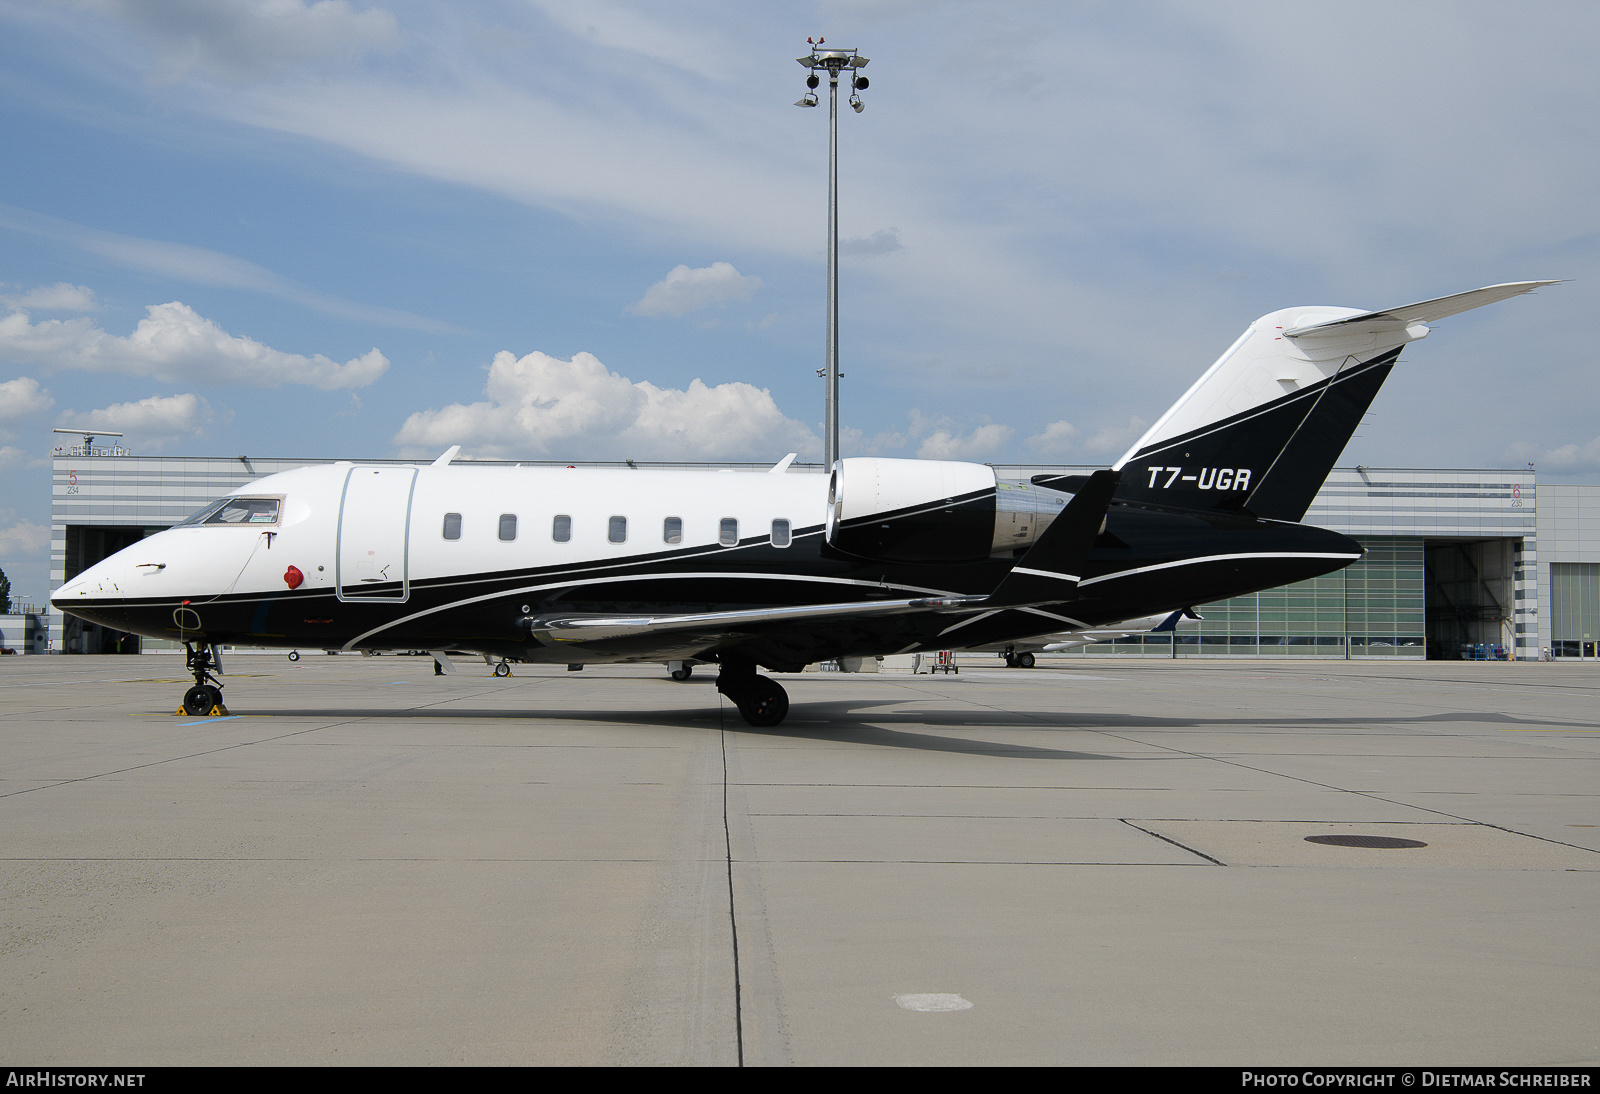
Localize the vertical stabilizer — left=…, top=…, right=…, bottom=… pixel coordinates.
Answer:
left=1106, top=282, right=1554, bottom=522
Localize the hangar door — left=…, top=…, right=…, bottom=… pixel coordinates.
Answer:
left=337, top=466, right=417, bottom=603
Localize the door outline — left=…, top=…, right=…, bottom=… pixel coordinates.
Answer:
left=335, top=466, right=417, bottom=604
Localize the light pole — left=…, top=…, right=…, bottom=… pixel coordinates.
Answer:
left=795, top=39, right=869, bottom=468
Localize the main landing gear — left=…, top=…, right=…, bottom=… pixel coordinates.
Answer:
left=667, top=660, right=694, bottom=681
left=1003, top=650, right=1036, bottom=669
left=715, top=657, right=788, bottom=727
left=179, top=643, right=227, bottom=717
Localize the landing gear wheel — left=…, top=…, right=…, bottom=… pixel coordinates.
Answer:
left=179, top=643, right=226, bottom=716
left=287, top=650, right=300, bottom=662
left=1017, top=651, right=1036, bottom=669
left=670, top=665, right=693, bottom=681
left=183, top=685, right=220, bottom=716
left=493, top=661, right=511, bottom=677
left=1003, top=652, right=1018, bottom=667
left=734, top=677, right=788, bottom=727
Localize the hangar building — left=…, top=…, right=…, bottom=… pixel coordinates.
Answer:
left=39, top=442, right=1600, bottom=661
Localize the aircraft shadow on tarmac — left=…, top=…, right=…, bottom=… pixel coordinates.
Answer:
left=235, top=699, right=1115, bottom=759
left=199, top=698, right=1598, bottom=760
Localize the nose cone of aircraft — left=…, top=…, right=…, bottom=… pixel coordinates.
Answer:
left=52, top=530, right=201, bottom=639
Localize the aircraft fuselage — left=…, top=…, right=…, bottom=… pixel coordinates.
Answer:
left=55, top=460, right=1359, bottom=668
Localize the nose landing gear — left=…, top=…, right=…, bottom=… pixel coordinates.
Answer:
left=178, top=643, right=227, bottom=716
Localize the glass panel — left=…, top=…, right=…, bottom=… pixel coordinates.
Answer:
left=179, top=497, right=280, bottom=526
left=498, top=514, right=517, bottom=541
left=442, top=513, right=461, bottom=540
left=609, top=516, right=627, bottom=544
left=663, top=517, right=682, bottom=544
left=552, top=515, right=571, bottom=542
left=719, top=518, right=738, bottom=546
left=771, top=519, right=790, bottom=547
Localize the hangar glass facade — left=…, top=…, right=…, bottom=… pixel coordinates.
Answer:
left=1081, top=537, right=1425, bottom=658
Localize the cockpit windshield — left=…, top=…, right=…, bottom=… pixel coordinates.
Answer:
left=176, top=496, right=282, bottom=527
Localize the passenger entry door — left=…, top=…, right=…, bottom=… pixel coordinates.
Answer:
left=337, top=466, right=417, bottom=603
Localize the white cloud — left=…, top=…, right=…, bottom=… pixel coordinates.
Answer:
left=57, top=392, right=219, bottom=452
left=0, top=206, right=457, bottom=333
left=0, top=302, right=388, bottom=390
left=527, top=0, right=728, bottom=79
left=0, top=446, right=49, bottom=472
left=89, top=0, right=398, bottom=83
left=840, top=228, right=904, bottom=258
left=393, top=348, right=817, bottom=461
left=0, top=519, right=50, bottom=558
left=1024, top=420, right=1083, bottom=457
left=0, top=377, right=54, bottom=420
left=916, top=423, right=1014, bottom=461
left=1, top=283, right=97, bottom=312
left=1504, top=437, right=1600, bottom=474
left=1085, top=416, right=1149, bottom=458
left=631, top=262, right=761, bottom=318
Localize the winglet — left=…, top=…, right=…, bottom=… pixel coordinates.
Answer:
left=431, top=445, right=461, bottom=468
left=769, top=452, right=798, bottom=474
left=986, top=469, right=1120, bottom=608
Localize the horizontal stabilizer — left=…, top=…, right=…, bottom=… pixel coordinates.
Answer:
left=986, top=469, right=1120, bottom=608
left=1283, top=281, right=1560, bottom=338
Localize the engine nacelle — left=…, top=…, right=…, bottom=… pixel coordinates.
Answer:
left=825, top=458, right=1069, bottom=563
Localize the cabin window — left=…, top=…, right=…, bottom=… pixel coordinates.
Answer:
left=719, top=518, right=739, bottom=547
left=609, top=516, right=627, bottom=544
left=442, top=513, right=461, bottom=540
left=552, top=515, right=571, bottom=542
left=771, top=519, right=791, bottom=548
left=663, top=517, right=682, bottom=544
left=499, top=514, right=517, bottom=541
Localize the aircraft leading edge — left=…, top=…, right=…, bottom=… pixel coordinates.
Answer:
left=55, top=282, right=1555, bottom=725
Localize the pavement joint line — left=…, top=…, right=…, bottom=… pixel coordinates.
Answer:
left=0, top=719, right=368, bottom=799
left=718, top=699, right=746, bottom=1068
left=1089, top=728, right=1600, bottom=853
left=1121, top=819, right=1227, bottom=865
left=941, top=685, right=1541, bottom=835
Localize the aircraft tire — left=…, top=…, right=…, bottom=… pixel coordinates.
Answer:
left=287, top=650, right=300, bottom=662
left=1017, top=652, right=1036, bottom=669
left=493, top=661, right=511, bottom=677
left=1003, top=652, right=1018, bottom=667
left=670, top=666, right=693, bottom=681
left=183, top=685, right=218, bottom=716
left=736, top=678, right=788, bottom=727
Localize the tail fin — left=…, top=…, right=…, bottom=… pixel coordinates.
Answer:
left=1104, top=281, right=1556, bottom=521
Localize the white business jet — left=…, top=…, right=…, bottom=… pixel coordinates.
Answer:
left=54, top=282, right=1553, bottom=725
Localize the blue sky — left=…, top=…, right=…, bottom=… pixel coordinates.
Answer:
left=2, top=0, right=1598, bottom=601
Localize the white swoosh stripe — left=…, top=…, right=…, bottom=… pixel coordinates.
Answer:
left=1011, top=567, right=1080, bottom=583
left=1078, top=552, right=1360, bottom=588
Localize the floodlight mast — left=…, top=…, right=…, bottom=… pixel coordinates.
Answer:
left=796, top=40, right=869, bottom=468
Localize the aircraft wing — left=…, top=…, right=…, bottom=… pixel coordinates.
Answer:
left=532, top=594, right=986, bottom=643
left=531, top=469, right=1121, bottom=650
left=1283, top=281, right=1558, bottom=338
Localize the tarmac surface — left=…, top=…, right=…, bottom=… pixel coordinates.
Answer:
left=1, top=653, right=1597, bottom=1066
